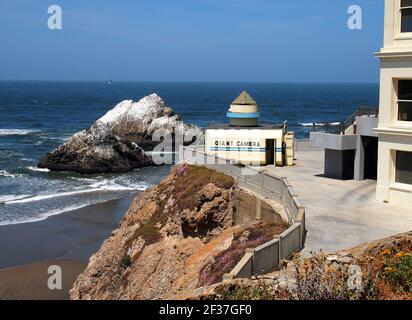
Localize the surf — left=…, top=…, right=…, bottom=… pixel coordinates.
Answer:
left=0, top=129, right=40, bottom=136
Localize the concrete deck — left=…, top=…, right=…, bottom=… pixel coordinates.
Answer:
left=261, top=140, right=412, bottom=254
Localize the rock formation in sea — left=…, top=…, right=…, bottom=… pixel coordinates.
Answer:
left=70, top=164, right=287, bottom=300
left=38, top=94, right=201, bottom=174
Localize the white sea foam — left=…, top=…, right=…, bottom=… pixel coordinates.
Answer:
left=0, top=129, right=40, bottom=136
left=0, top=170, right=14, bottom=178
left=68, top=176, right=97, bottom=183
left=299, top=123, right=325, bottom=127
left=89, top=179, right=148, bottom=192
left=0, top=194, right=31, bottom=204
left=0, top=170, right=22, bottom=178
left=0, top=203, right=91, bottom=226
left=26, top=166, right=50, bottom=172
left=0, top=181, right=149, bottom=225
left=300, top=122, right=342, bottom=127
left=4, top=180, right=149, bottom=205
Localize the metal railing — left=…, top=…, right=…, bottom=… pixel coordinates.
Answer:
left=339, top=107, right=379, bottom=135
left=307, top=107, right=379, bottom=135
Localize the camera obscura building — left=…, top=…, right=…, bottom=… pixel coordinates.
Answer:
left=205, top=91, right=294, bottom=166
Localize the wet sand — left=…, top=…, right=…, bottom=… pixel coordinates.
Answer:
left=0, top=259, right=87, bottom=300
left=0, top=195, right=135, bottom=299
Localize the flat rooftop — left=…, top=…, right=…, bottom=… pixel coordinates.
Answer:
left=208, top=123, right=285, bottom=130
left=260, top=140, right=412, bottom=254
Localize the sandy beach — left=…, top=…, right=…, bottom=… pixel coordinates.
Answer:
left=0, top=194, right=135, bottom=300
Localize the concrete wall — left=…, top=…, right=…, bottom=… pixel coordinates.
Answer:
left=253, top=239, right=280, bottom=275
left=324, top=149, right=355, bottom=180
left=310, top=129, right=378, bottom=181
left=310, top=132, right=357, bottom=150
left=234, top=189, right=284, bottom=225
left=224, top=214, right=305, bottom=279
left=356, top=116, right=379, bottom=137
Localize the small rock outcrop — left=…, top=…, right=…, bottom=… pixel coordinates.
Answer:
left=38, top=124, right=152, bottom=174
left=38, top=94, right=201, bottom=174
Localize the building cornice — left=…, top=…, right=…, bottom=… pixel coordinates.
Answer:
left=374, top=126, right=412, bottom=136
left=374, top=50, right=412, bottom=59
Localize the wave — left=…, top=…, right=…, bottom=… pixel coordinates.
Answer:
left=0, top=170, right=23, bottom=178
left=0, top=194, right=31, bottom=204
left=26, top=166, right=50, bottom=172
left=0, top=203, right=91, bottom=226
left=0, top=180, right=150, bottom=225
left=4, top=180, right=149, bottom=205
left=0, top=129, right=40, bottom=136
left=300, top=122, right=342, bottom=127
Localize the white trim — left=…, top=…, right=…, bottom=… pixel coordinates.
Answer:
left=374, top=127, right=412, bottom=135
left=374, top=51, right=412, bottom=58
left=397, top=0, right=412, bottom=35
left=391, top=182, right=412, bottom=192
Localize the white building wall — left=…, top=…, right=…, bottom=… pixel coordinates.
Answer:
left=375, top=0, right=412, bottom=206
left=382, top=0, right=412, bottom=51
left=205, top=129, right=284, bottom=166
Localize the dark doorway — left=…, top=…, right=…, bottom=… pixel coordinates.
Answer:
left=324, top=149, right=355, bottom=180
left=265, top=139, right=275, bottom=165
left=363, top=137, right=378, bottom=180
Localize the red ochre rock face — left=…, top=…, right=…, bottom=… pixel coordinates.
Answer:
left=69, top=164, right=287, bottom=300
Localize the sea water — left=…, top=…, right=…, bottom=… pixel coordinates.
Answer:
left=0, top=81, right=379, bottom=225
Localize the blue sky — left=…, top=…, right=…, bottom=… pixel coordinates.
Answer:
left=0, top=0, right=383, bottom=82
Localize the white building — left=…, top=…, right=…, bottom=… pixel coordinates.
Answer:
left=205, top=91, right=294, bottom=166
left=375, top=0, right=412, bottom=205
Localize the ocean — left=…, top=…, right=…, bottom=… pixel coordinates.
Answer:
left=0, top=81, right=379, bottom=225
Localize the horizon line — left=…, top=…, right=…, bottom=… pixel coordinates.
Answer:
left=0, top=79, right=380, bottom=85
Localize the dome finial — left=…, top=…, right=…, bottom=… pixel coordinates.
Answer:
left=227, top=91, right=260, bottom=126
left=231, top=90, right=257, bottom=105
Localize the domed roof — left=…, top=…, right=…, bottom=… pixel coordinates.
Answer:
left=231, top=91, right=257, bottom=105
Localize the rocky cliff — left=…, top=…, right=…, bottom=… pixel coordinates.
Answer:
left=70, top=165, right=287, bottom=300
left=38, top=94, right=201, bottom=174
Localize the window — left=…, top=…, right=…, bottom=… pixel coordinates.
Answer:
left=401, top=0, right=412, bottom=32
left=395, top=151, right=412, bottom=185
left=397, top=80, right=412, bottom=121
